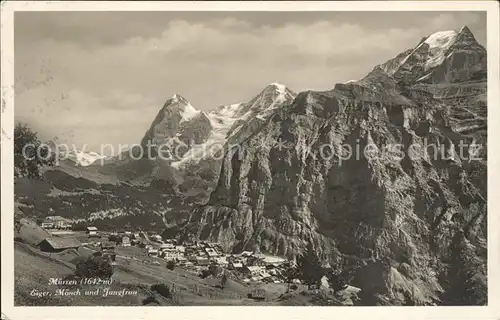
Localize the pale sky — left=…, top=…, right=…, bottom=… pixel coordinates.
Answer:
left=14, top=11, right=486, bottom=153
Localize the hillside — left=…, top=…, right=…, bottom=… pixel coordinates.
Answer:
left=14, top=168, right=193, bottom=231
left=14, top=239, right=350, bottom=306
left=182, top=26, right=488, bottom=306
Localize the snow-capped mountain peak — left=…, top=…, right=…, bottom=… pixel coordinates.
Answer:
left=269, top=82, right=287, bottom=92
left=167, top=93, right=189, bottom=105
left=168, top=84, right=297, bottom=169
left=423, top=30, right=458, bottom=48
left=52, top=146, right=108, bottom=166
left=163, top=93, right=201, bottom=124
left=72, top=150, right=108, bottom=166
left=178, top=103, right=201, bottom=124
left=259, top=83, right=296, bottom=105
left=374, top=26, right=484, bottom=84
left=209, top=83, right=296, bottom=122
left=263, top=82, right=291, bottom=94
left=420, top=30, right=458, bottom=70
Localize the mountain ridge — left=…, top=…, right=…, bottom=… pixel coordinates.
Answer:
left=91, top=83, right=297, bottom=200
left=375, top=25, right=486, bottom=85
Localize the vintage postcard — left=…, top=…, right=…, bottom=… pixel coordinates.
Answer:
left=1, top=1, right=499, bottom=319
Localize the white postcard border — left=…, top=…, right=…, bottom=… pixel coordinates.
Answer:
left=1, top=1, right=499, bottom=320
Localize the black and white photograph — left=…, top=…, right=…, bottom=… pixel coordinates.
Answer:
left=1, top=1, right=499, bottom=318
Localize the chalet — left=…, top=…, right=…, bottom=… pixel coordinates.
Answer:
left=41, top=216, right=72, bottom=230
left=242, top=265, right=265, bottom=276
left=148, top=248, right=159, bottom=257
left=205, top=248, right=219, bottom=258
left=53, top=219, right=68, bottom=229
left=162, top=249, right=179, bottom=261
left=257, top=254, right=286, bottom=267
left=160, top=243, right=175, bottom=250
left=230, top=262, right=243, bottom=269
left=195, top=250, right=208, bottom=257
left=38, top=237, right=81, bottom=253
left=199, top=241, right=208, bottom=248
left=251, top=276, right=263, bottom=282
left=45, top=215, right=67, bottom=223
left=195, top=257, right=210, bottom=266
left=207, top=253, right=219, bottom=260
left=176, top=256, right=188, bottom=265
left=88, top=241, right=100, bottom=247
left=230, top=254, right=248, bottom=264
left=215, top=256, right=228, bottom=266
left=213, top=244, right=223, bottom=252
left=151, top=235, right=162, bottom=242
left=121, top=236, right=131, bottom=247
left=240, top=251, right=254, bottom=257
left=100, top=241, right=116, bottom=252
left=268, top=268, right=279, bottom=276
left=86, top=226, right=99, bottom=237
left=183, top=260, right=194, bottom=268
left=239, top=257, right=249, bottom=265
left=41, top=220, right=54, bottom=229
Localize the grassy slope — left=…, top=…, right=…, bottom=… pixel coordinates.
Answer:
left=14, top=242, right=155, bottom=306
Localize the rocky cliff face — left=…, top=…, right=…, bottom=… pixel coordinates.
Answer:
left=140, top=93, right=213, bottom=157
left=184, top=26, right=487, bottom=305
